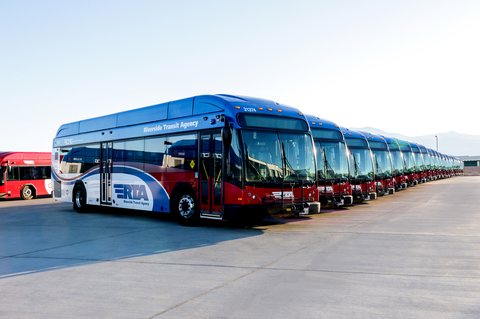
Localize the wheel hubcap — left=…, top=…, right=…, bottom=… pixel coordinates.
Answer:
left=178, top=195, right=195, bottom=219
left=76, top=191, right=83, bottom=207
left=24, top=188, right=32, bottom=197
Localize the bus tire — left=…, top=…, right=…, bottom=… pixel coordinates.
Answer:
left=73, top=185, right=87, bottom=213
left=21, top=185, right=34, bottom=200
left=173, top=191, right=198, bottom=226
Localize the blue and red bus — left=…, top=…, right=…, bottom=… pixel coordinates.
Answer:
left=429, top=148, right=441, bottom=180
left=410, top=143, right=426, bottom=184
left=396, top=139, right=418, bottom=187
left=360, top=132, right=395, bottom=196
left=52, top=94, right=319, bottom=224
left=341, top=128, right=376, bottom=202
left=433, top=150, right=446, bottom=179
left=306, top=115, right=352, bottom=207
left=417, top=144, right=433, bottom=182
left=382, top=136, right=408, bottom=190
left=0, top=152, right=52, bottom=200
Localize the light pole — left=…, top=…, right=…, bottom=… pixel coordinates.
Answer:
left=435, top=135, right=438, bottom=151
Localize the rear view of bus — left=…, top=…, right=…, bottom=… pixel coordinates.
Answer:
left=52, top=94, right=319, bottom=225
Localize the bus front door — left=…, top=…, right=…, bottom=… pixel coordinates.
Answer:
left=200, top=131, right=223, bottom=219
left=100, top=142, right=113, bottom=205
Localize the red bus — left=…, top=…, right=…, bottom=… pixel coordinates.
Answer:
left=0, top=152, right=52, bottom=200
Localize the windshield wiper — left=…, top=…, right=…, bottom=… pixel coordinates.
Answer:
left=282, top=142, right=301, bottom=182
left=375, top=157, right=384, bottom=176
left=324, top=152, right=337, bottom=180
left=352, top=155, right=361, bottom=178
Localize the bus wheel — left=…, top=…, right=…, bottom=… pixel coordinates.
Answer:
left=21, top=185, right=34, bottom=200
left=73, top=185, right=87, bottom=213
left=174, top=192, right=198, bottom=226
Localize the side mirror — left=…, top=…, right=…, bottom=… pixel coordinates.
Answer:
left=221, top=117, right=233, bottom=149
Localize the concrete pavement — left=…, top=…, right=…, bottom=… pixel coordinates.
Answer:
left=1, top=177, right=479, bottom=318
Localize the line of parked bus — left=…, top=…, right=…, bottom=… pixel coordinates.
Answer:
left=306, top=115, right=463, bottom=209
left=1, top=95, right=463, bottom=225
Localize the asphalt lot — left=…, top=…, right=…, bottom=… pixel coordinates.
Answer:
left=1, top=176, right=480, bottom=318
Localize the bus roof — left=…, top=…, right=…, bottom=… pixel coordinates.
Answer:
left=395, top=139, right=415, bottom=153
left=358, top=131, right=389, bottom=149
left=382, top=136, right=398, bottom=143
left=340, top=127, right=368, bottom=140
left=417, top=144, right=429, bottom=154
left=0, top=152, right=51, bottom=165
left=55, top=94, right=305, bottom=138
left=304, top=115, right=341, bottom=131
left=340, top=127, right=371, bottom=149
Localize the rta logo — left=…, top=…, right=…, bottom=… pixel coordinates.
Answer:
left=114, top=184, right=148, bottom=200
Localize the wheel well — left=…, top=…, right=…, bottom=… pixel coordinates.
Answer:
left=170, top=183, right=195, bottom=211
left=72, top=182, right=86, bottom=203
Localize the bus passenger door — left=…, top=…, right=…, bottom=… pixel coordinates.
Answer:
left=100, top=142, right=113, bottom=205
left=200, top=131, right=223, bottom=219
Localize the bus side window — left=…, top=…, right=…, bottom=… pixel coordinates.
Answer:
left=19, top=167, right=33, bottom=180
left=113, top=141, right=126, bottom=173
left=32, top=167, right=43, bottom=180
left=7, top=167, right=20, bottom=181
left=227, top=128, right=242, bottom=186
left=145, top=136, right=166, bottom=169
left=60, top=145, right=84, bottom=174
left=42, top=166, right=51, bottom=179
left=84, top=144, right=100, bottom=172
left=165, top=134, right=197, bottom=172
left=124, top=138, right=145, bottom=171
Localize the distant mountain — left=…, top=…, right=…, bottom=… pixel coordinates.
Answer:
left=351, top=127, right=480, bottom=157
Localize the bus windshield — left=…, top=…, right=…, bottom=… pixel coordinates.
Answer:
left=0, top=167, right=4, bottom=186
left=403, top=151, right=416, bottom=173
left=316, top=141, right=349, bottom=180
left=413, top=152, right=425, bottom=171
left=372, top=150, right=392, bottom=177
left=389, top=150, right=404, bottom=175
left=423, top=153, right=432, bottom=170
left=243, top=130, right=316, bottom=183
left=349, top=148, right=374, bottom=179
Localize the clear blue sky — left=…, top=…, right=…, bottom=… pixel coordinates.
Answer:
left=1, top=0, right=479, bottom=152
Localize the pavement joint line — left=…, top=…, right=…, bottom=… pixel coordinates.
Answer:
left=262, top=267, right=480, bottom=280
left=6, top=256, right=480, bottom=281
left=334, top=231, right=480, bottom=237
left=0, top=227, right=162, bottom=260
